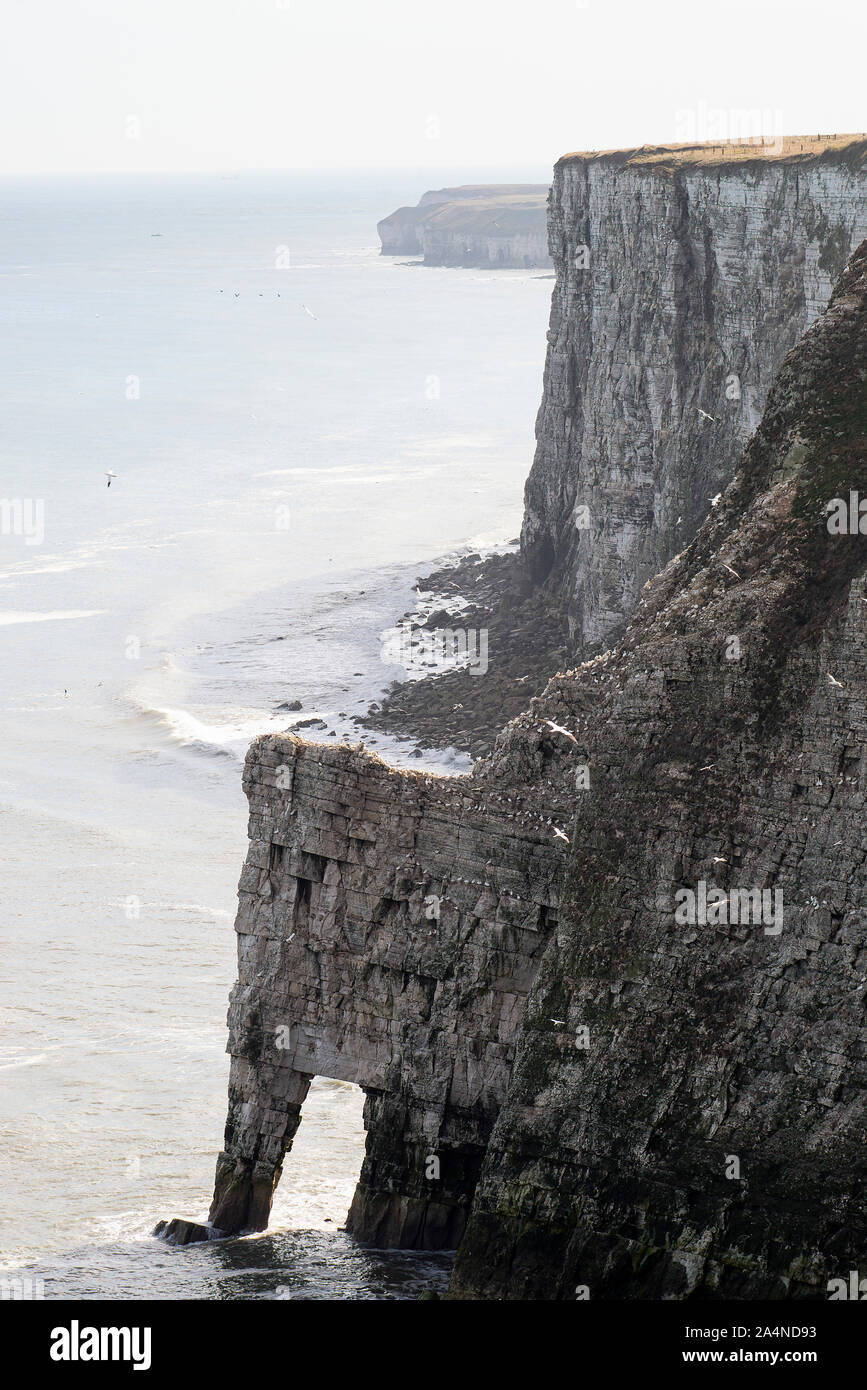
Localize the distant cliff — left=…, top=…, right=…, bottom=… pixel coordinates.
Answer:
left=522, top=135, right=867, bottom=649
left=378, top=184, right=551, bottom=268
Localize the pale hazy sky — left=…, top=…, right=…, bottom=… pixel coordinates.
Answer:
left=2, top=0, right=864, bottom=175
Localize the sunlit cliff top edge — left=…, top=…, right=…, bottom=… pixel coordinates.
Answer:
left=558, top=133, right=867, bottom=170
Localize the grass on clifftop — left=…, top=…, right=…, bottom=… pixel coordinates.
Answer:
left=559, top=133, right=867, bottom=170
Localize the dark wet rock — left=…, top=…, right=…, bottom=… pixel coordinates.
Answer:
left=361, top=550, right=568, bottom=758
left=153, top=1218, right=221, bottom=1246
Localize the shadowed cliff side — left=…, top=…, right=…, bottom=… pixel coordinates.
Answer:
left=449, top=240, right=867, bottom=1298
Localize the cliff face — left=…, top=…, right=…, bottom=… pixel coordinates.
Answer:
left=522, top=137, right=867, bottom=652
left=200, top=239, right=867, bottom=1301
left=452, top=239, right=867, bottom=1298
left=208, top=740, right=565, bottom=1247
left=378, top=185, right=551, bottom=268
left=190, top=138, right=867, bottom=1298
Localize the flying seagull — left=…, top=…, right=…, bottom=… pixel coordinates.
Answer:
left=544, top=719, right=578, bottom=743
left=553, top=827, right=570, bottom=843
left=698, top=408, right=716, bottom=422
left=105, top=471, right=117, bottom=487
left=300, top=303, right=318, bottom=320
left=721, top=562, right=741, bottom=580
left=826, top=672, right=845, bottom=689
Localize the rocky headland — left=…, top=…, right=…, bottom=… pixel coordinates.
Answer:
left=377, top=184, right=551, bottom=268
left=163, top=137, right=867, bottom=1301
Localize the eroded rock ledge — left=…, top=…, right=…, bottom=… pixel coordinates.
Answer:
left=195, top=241, right=867, bottom=1299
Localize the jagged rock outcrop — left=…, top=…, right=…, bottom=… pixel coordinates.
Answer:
left=378, top=185, right=551, bottom=268
left=522, top=135, right=867, bottom=652
left=195, top=240, right=867, bottom=1301
left=451, top=238, right=867, bottom=1297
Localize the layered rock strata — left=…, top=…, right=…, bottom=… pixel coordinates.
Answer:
left=207, top=741, right=566, bottom=1247
left=452, top=238, right=867, bottom=1297
left=368, top=138, right=867, bottom=759
left=199, top=240, right=867, bottom=1301
left=522, top=135, right=867, bottom=652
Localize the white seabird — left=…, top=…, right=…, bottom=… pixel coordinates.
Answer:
left=544, top=719, right=578, bottom=744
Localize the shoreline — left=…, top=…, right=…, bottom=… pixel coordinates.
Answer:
left=357, top=545, right=570, bottom=759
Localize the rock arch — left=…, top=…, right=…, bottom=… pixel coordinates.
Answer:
left=205, top=738, right=564, bottom=1248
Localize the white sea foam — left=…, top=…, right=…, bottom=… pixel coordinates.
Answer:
left=134, top=701, right=291, bottom=758
left=160, top=903, right=234, bottom=921
left=0, top=1054, right=48, bottom=1072
left=0, top=558, right=101, bottom=582
left=0, top=609, right=105, bottom=626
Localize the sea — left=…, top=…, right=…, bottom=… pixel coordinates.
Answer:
left=0, top=168, right=552, bottom=1299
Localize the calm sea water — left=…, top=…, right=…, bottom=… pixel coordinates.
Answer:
left=0, top=170, right=551, bottom=1298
